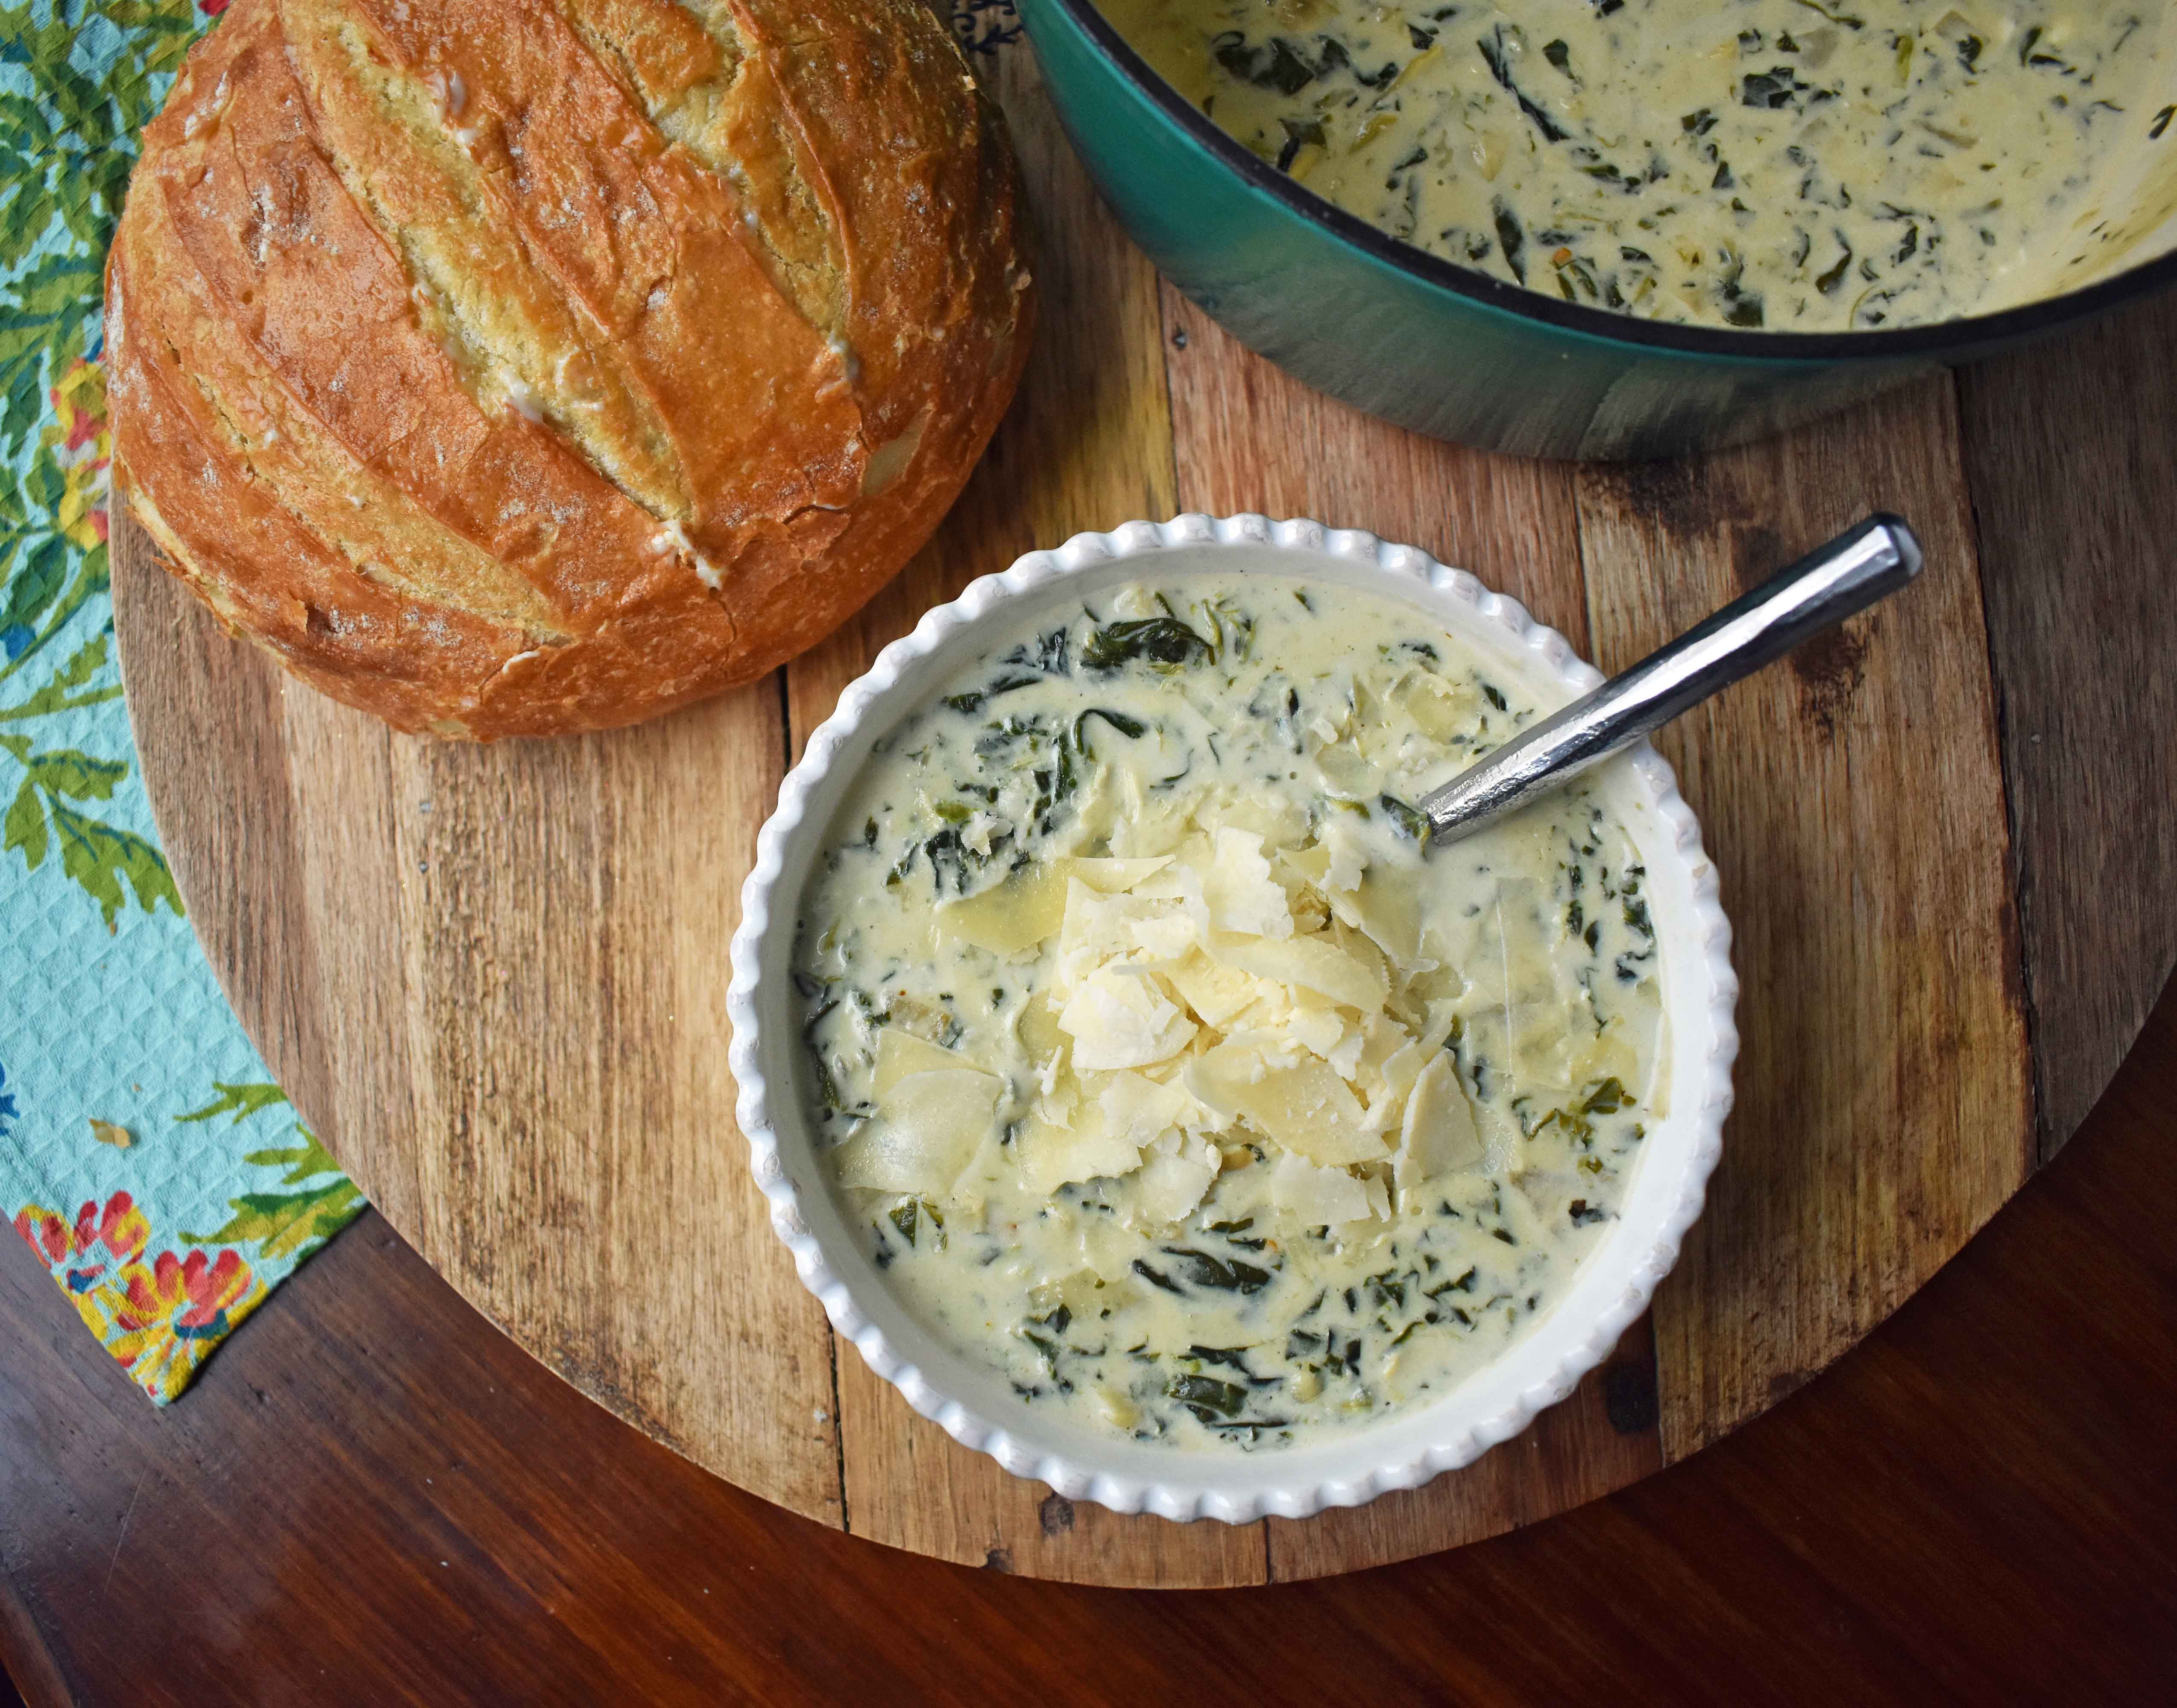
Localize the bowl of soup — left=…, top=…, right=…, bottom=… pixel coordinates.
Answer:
left=728, top=515, right=1737, bottom=1520
left=1017, top=0, right=2177, bottom=456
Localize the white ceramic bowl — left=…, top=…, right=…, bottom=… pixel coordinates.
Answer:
left=729, top=514, right=1738, bottom=1524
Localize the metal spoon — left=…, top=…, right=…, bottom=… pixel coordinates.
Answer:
left=1419, top=513, right=1923, bottom=845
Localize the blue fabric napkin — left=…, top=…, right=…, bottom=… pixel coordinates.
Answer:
left=1, top=0, right=363, bottom=1403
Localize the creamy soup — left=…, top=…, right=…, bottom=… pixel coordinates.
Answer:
left=792, top=577, right=1668, bottom=1448
left=1097, top=0, right=2174, bottom=329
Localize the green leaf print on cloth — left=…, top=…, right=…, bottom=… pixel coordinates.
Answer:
left=0, top=0, right=366, bottom=1404
left=182, top=1088, right=365, bottom=1264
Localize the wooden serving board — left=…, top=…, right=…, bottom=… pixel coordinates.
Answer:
left=111, top=40, right=2177, bottom=1586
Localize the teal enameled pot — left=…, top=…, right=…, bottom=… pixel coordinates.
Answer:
left=1016, top=0, right=2177, bottom=460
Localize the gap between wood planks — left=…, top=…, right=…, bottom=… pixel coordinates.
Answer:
left=1946, top=371, right=2048, bottom=1178
left=776, top=664, right=856, bottom=1541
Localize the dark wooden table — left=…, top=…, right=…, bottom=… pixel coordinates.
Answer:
left=4, top=968, right=2171, bottom=1702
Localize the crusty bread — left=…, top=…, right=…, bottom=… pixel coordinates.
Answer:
left=107, top=0, right=1032, bottom=739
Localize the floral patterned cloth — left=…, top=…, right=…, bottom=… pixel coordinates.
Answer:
left=1, top=0, right=362, bottom=1403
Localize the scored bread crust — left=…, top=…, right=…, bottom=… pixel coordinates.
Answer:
left=107, top=0, right=1032, bottom=739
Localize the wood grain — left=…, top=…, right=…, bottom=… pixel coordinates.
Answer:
left=1574, top=377, right=2033, bottom=1456
left=102, top=29, right=2175, bottom=1587
left=5, top=980, right=2172, bottom=1705
left=1956, top=291, right=2177, bottom=1158
left=116, top=548, right=845, bottom=1524
left=1264, top=1315, right=1663, bottom=1579
left=1157, top=285, right=1590, bottom=651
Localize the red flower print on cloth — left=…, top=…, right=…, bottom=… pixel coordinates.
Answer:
left=13, top=1193, right=266, bottom=1401
left=14, top=1191, right=147, bottom=1291
left=44, top=358, right=112, bottom=553
left=131, top=1247, right=253, bottom=1337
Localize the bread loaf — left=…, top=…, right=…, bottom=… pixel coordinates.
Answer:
left=106, top=0, right=1032, bottom=739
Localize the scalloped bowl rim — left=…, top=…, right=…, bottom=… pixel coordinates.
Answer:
left=728, top=514, right=1739, bottom=1525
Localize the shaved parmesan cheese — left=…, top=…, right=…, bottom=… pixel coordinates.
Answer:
left=1126, top=908, right=1199, bottom=960
left=1055, top=878, right=1164, bottom=978
left=1196, top=828, right=1292, bottom=939
left=1325, top=1023, right=1366, bottom=1080
left=1098, top=1069, right=1193, bottom=1149
left=874, top=1028, right=976, bottom=1097
left=1321, top=823, right=1368, bottom=896
left=1221, top=989, right=1297, bottom=1037
left=1015, top=1094, right=1145, bottom=1195
left=1281, top=1003, right=1347, bottom=1062
left=1210, top=931, right=1389, bottom=1014
left=1463, top=1000, right=1583, bottom=1096
left=1189, top=1038, right=1384, bottom=1166
left=1220, top=793, right=1313, bottom=851
left=1453, top=874, right=1556, bottom=1001
left=835, top=1068, right=1001, bottom=1195
left=1163, top=948, right=1263, bottom=1029
left=1394, top=1054, right=1484, bottom=1198
left=936, top=862, right=1067, bottom=953
left=942, top=854, right=1180, bottom=957
left=1271, top=1150, right=1373, bottom=1226
left=1133, top=1132, right=1219, bottom=1225
left=1313, top=743, right=1374, bottom=797
left=882, top=1065, right=1001, bottom=1131
left=1514, top=1009, right=1582, bottom=1090
left=1068, top=856, right=1173, bottom=893
left=1059, top=965, right=1196, bottom=1070
left=949, top=1132, right=1015, bottom=1212
left=1344, top=868, right=1424, bottom=965
left=1392, top=670, right=1480, bottom=743
left=1017, top=990, right=1068, bottom=1064
left=1361, top=1004, right=1461, bottom=1133
left=1353, top=1012, right=1410, bottom=1082
left=1280, top=843, right=1330, bottom=889
left=1471, top=1093, right=1525, bottom=1177
left=1330, top=921, right=1394, bottom=1001
left=1098, top=763, right=1198, bottom=859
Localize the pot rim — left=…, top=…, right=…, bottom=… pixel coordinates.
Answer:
left=1033, top=0, right=2177, bottom=363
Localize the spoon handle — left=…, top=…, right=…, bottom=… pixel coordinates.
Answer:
left=1419, top=513, right=1923, bottom=846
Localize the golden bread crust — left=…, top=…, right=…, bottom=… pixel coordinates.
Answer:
left=107, top=0, right=1031, bottom=738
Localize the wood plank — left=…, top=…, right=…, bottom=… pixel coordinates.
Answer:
left=382, top=684, right=838, bottom=1497
left=1157, top=286, right=1591, bottom=652
left=1572, top=376, right=2034, bottom=1458
left=113, top=528, right=847, bottom=1527
left=1955, top=292, right=2177, bottom=1158
left=112, top=545, right=345, bottom=1155
left=832, top=1370, right=1269, bottom=1585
